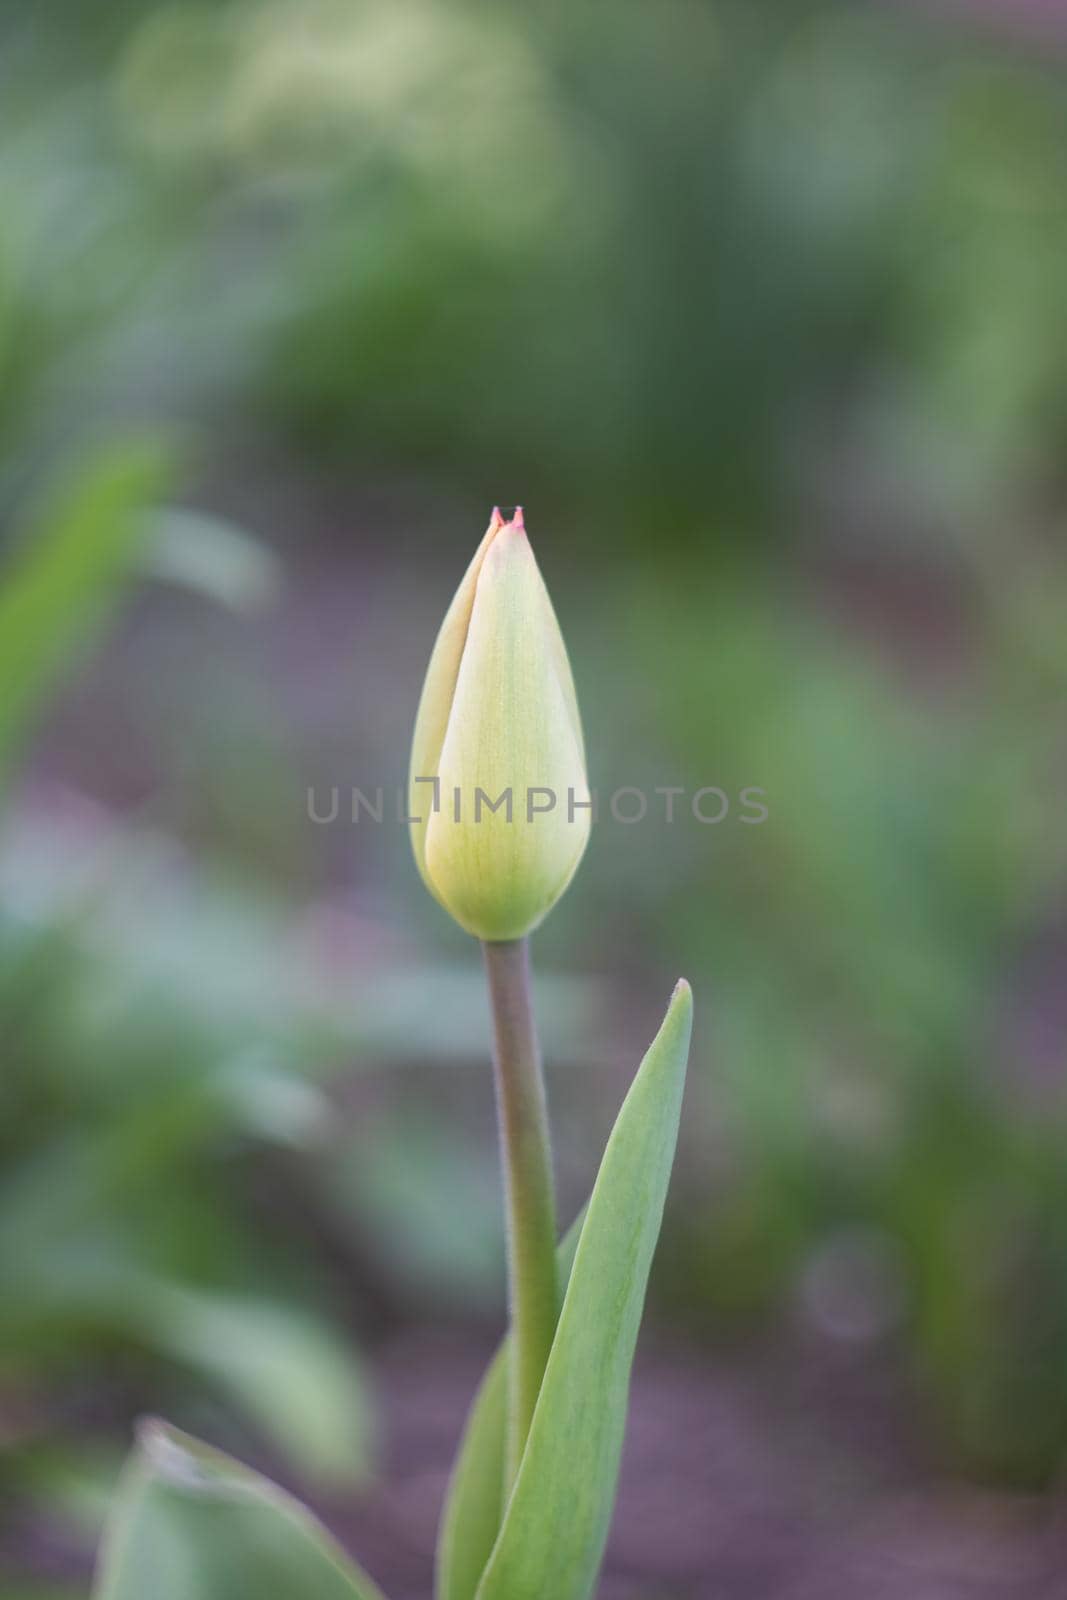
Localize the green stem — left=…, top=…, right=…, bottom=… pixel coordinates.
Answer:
left=481, top=936, right=559, bottom=1487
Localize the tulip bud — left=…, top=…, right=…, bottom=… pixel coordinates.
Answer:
left=409, top=508, right=590, bottom=941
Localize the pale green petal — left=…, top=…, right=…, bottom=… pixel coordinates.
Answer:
left=409, top=512, right=502, bottom=896
left=537, top=583, right=585, bottom=770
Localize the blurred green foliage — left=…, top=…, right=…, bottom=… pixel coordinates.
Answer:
left=612, top=571, right=1067, bottom=1481
left=4, top=0, right=1067, bottom=530
left=0, top=497, right=374, bottom=1522
left=2, top=2, right=1067, bottom=1590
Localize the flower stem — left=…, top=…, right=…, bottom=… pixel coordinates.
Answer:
left=481, top=936, right=559, bottom=1486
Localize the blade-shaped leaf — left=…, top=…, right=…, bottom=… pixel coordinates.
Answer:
left=93, top=1421, right=388, bottom=1600
left=476, top=980, right=693, bottom=1600
left=436, top=1212, right=586, bottom=1600
left=436, top=1331, right=508, bottom=1600
left=134, top=1284, right=376, bottom=1488
left=0, top=442, right=170, bottom=782
left=142, top=508, right=281, bottom=613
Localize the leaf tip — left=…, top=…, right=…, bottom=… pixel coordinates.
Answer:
left=134, top=1418, right=231, bottom=1495
left=669, top=978, right=693, bottom=1028
left=134, top=1416, right=168, bottom=1455
left=136, top=1419, right=195, bottom=1482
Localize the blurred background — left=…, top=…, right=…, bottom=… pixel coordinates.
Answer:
left=2, top=1, right=1067, bottom=1595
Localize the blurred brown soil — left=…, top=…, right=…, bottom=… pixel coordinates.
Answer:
left=5, top=1328, right=1066, bottom=1598
left=317, top=1329, right=1067, bottom=1600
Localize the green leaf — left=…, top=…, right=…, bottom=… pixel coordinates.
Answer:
left=475, top=980, right=693, bottom=1600
left=141, top=508, right=281, bottom=613
left=134, top=1285, right=376, bottom=1488
left=436, top=1328, right=508, bottom=1600
left=436, top=1212, right=586, bottom=1600
left=0, top=442, right=171, bottom=781
left=93, top=1420, right=388, bottom=1600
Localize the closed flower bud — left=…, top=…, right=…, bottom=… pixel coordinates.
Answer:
left=409, top=508, right=590, bottom=941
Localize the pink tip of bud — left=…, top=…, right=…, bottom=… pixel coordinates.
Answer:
left=488, top=505, right=525, bottom=537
